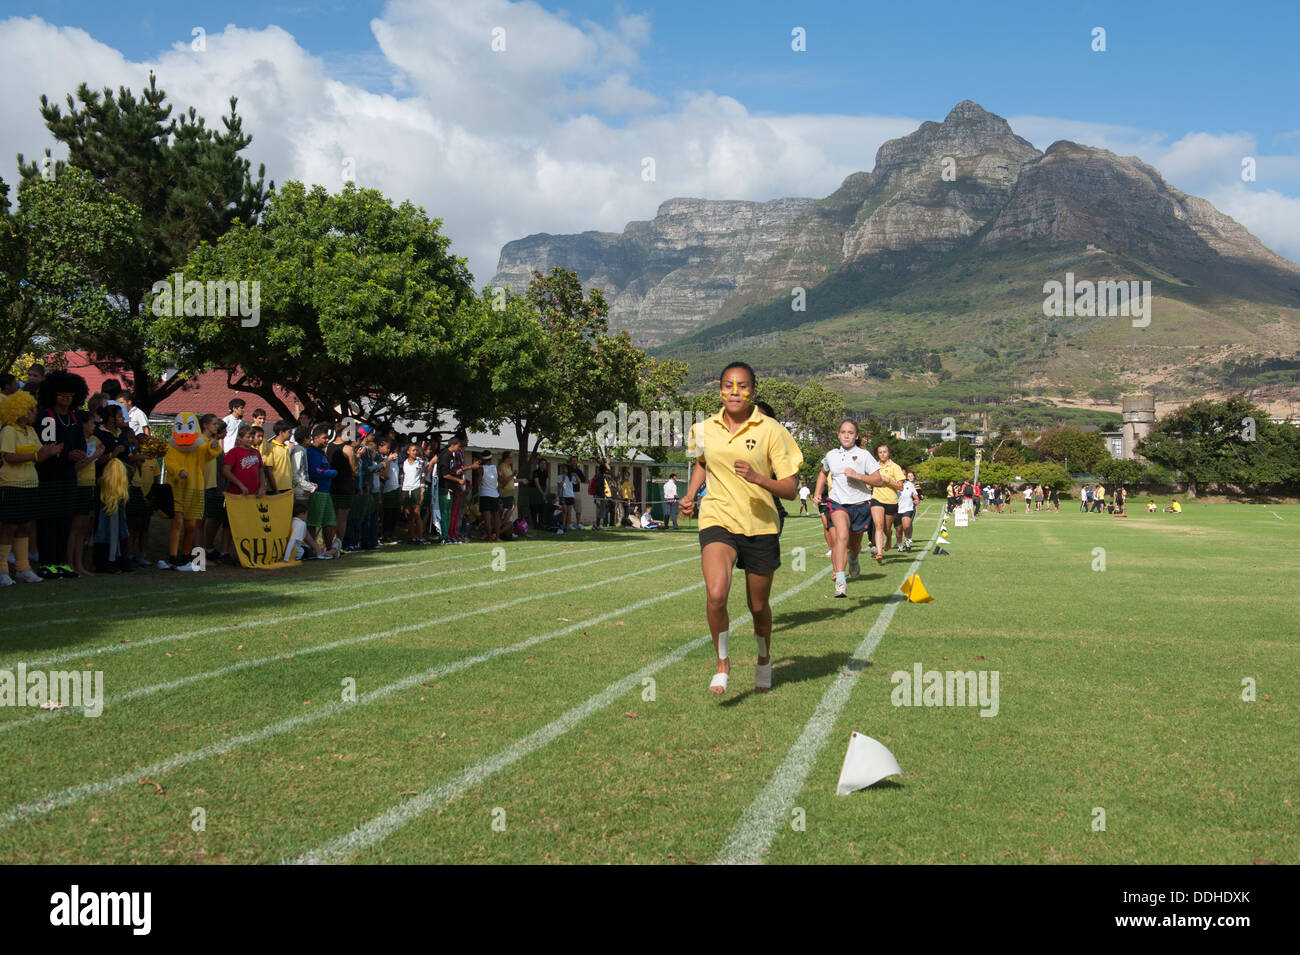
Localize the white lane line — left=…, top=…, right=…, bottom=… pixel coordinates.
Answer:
left=12, top=540, right=700, bottom=670
left=2, top=534, right=685, bottom=612
left=0, top=540, right=628, bottom=636
left=1271, top=511, right=1284, bottom=521
left=0, top=524, right=824, bottom=831
left=0, top=573, right=713, bottom=831
left=0, top=553, right=701, bottom=736
left=716, top=512, right=943, bottom=865
left=288, top=561, right=834, bottom=864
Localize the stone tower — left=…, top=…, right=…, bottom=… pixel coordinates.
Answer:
left=1121, top=393, right=1156, bottom=460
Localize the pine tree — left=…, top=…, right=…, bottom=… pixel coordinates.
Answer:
left=17, top=72, right=270, bottom=410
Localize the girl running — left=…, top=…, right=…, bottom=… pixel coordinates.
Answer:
left=680, top=362, right=802, bottom=695
left=869, top=444, right=907, bottom=565
left=896, top=470, right=919, bottom=551
left=812, top=421, right=900, bottom=598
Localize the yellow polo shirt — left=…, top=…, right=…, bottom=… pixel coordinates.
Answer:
left=262, top=438, right=292, bottom=494
left=687, top=406, right=803, bottom=537
left=873, top=461, right=906, bottom=505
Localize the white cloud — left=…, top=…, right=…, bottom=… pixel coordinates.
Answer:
left=1205, top=185, right=1300, bottom=266
left=2, top=5, right=1297, bottom=291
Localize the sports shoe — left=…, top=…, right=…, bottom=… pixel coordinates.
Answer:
left=36, top=565, right=59, bottom=580
left=55, top=565, right=79, bottom=579
left=0, top=573, right=13, bottom=587
left=823, top=549, right=832, bottom=557
left=156, top=559, right=173, bottom=570
left=833, top=577, right=848, bottom=598
left=556, top=528, right=564, bottom=536
left=896, top=542, right=905, bottom=553
left=848, top=558, right=861, bottom=580
left=15, top=569, right=42, bottom=584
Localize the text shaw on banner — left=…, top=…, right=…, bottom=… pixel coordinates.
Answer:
left=224, top=491, right=298, bottom=569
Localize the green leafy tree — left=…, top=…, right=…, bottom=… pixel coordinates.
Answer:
left=1016, top=461, right=1071, bottom=490
left=152, top=181, right=476, bottom=424
left=0, top=168, right=138, bottom=370
left=18, top=73, right=269, bottom=409
left=478, top=269, right=647, bottom=473
left=914, top=456, right=972, bottom=488
left=1094, top=458, right=1146, bottom=487
left=1035, top=426, right=1108, bottom=472
left=1140, top=395, right=1298, bottom=496
left=755, top=378, right=849, bottom=482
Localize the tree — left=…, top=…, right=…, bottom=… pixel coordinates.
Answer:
left=151, top=181, right=477, bottom=425
left=1140, top=395, right=1298, bottom=496
left=914, top=456, right=972, bottom=488
left=1036, top=426, right=1108, bottom=472
left=1094, top=458, right=1146, bottom=487
left=0, top=168, right=138, bottom=370
left=1016, top=461, right=1071, bottom=490
left=18, top=73, right=269, bottom=410
left=476, top=269, right=647, bottom=473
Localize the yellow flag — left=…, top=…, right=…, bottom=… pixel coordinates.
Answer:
left=224, top=491, right=298, bottom=569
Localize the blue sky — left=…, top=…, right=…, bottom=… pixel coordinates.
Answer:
left=2, top=0, right=1297, bottom=280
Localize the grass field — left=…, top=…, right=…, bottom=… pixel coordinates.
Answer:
left=2, top=499, right=1296, bottom=864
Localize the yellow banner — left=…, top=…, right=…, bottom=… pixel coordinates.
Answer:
left=224, top=491, right=299, bottom=569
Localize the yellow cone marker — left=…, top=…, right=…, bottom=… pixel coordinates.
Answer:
left=900, top=573, right=933, bottom=603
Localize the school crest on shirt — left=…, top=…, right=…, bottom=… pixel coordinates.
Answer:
left=745, top=438, right=756, bottom=450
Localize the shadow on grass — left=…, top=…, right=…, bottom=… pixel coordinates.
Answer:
left=720, top=651, right=867, bottom=706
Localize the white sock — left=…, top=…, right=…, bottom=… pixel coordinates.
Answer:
left=716, top=629, right=729, bottom=660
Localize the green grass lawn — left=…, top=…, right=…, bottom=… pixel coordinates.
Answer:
left=2, top=500, right=1295, bottom=864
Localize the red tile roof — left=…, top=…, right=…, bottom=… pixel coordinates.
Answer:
left=47, top=351, right=302, bottom=418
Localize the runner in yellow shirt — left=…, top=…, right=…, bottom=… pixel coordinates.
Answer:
left=680, top=362, right=802, bottom=695
left=869, top=444, right=907, bottom=563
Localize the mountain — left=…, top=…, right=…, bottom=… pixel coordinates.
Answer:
left=491, top=196, right=816, bottom=344
left=490, top=102, right=1300, bottom=416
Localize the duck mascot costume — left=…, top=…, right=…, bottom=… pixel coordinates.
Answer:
left=162, top=413, right=221, bottom=571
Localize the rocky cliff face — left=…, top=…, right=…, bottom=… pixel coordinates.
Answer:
left=978, top=141, right=1300, bottom=297
left=840, top=100, right=1041, bottom=261
left=492, top=197, right=815, bottom=344
left=491, top=101, right=1300, bottom=345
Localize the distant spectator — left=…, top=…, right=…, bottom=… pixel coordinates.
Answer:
left=121, top=390, right=150, bottom=436
left=23, top=364, right=45, bottom=397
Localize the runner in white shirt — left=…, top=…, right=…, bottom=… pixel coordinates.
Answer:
left=798, top=482, right=811, bottom=515
left=811, top=419, right=900, bottom=598
left=896, top=473, right=919, bottom=552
